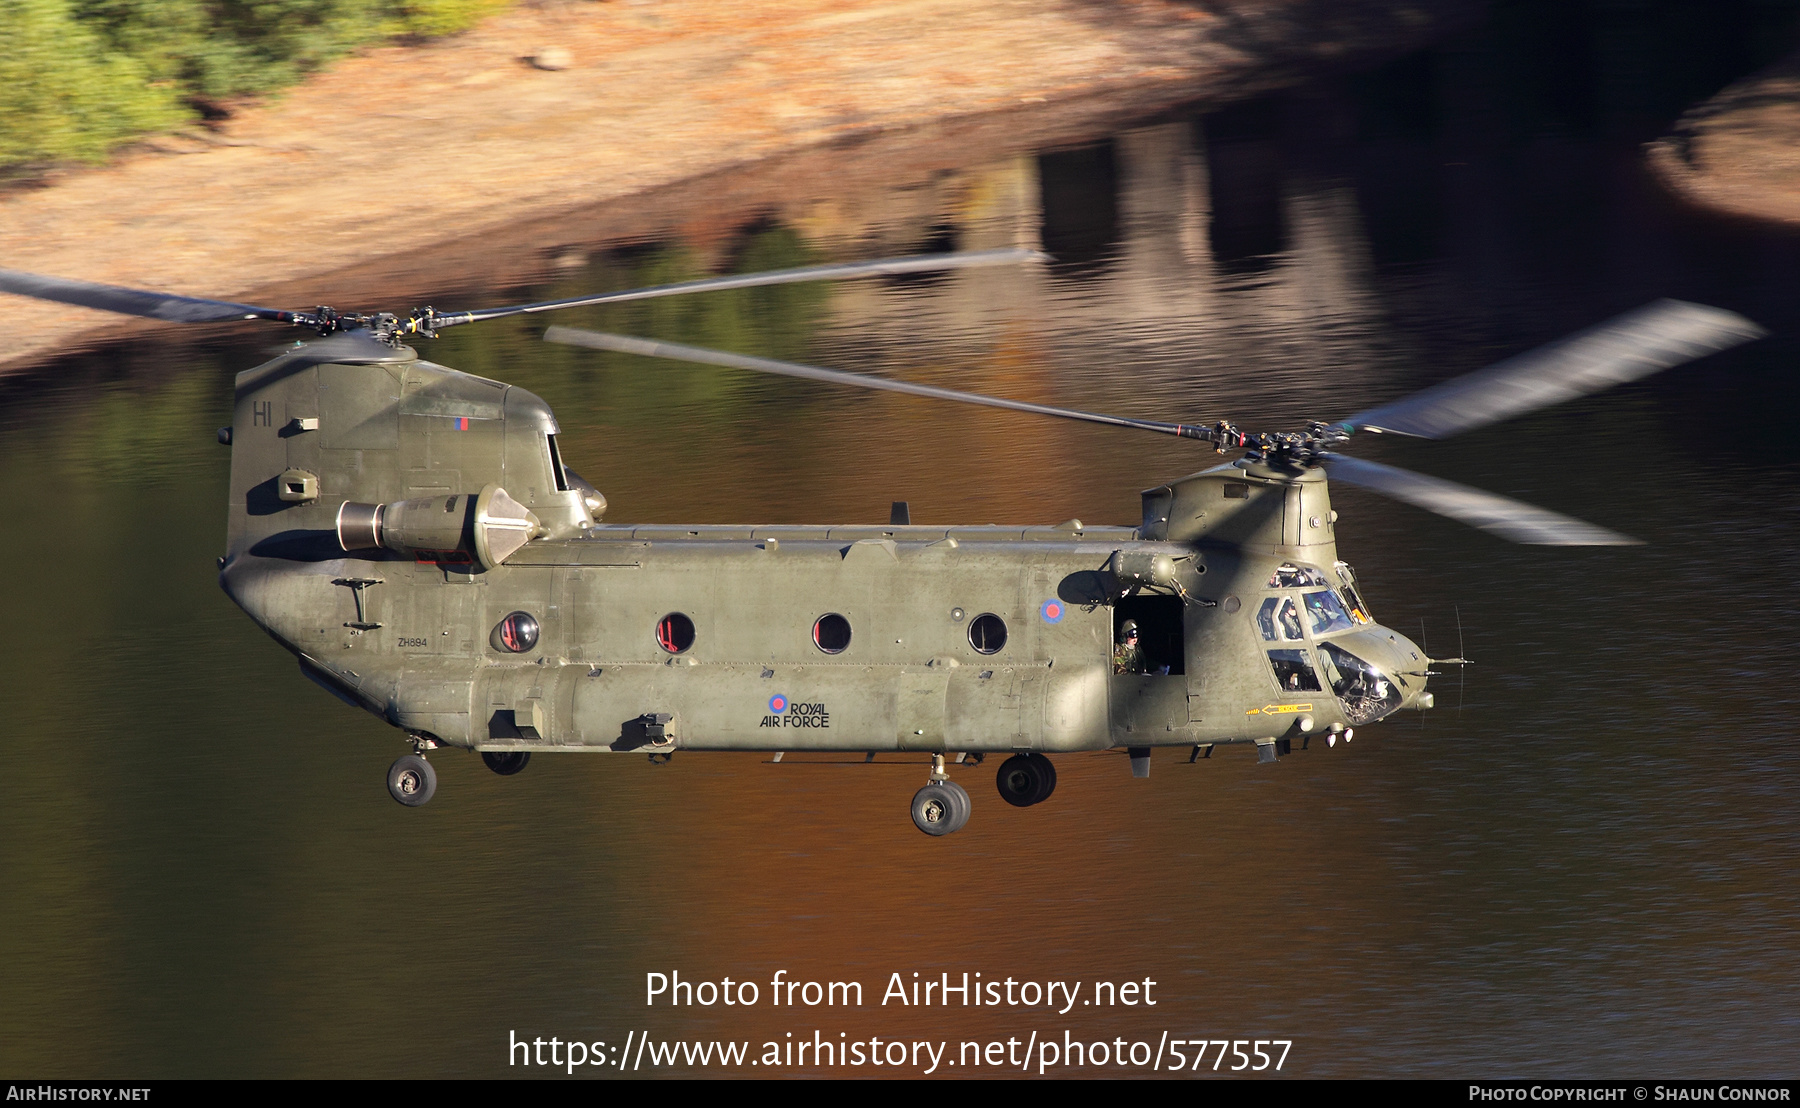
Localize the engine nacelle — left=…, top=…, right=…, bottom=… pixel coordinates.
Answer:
left=336, top=483, right=542, bottom=569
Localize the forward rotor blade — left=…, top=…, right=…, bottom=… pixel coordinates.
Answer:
left=434, top=247, right=1045, bottom=329
left=1323, top=454, right=1638, bottom=545
left=0, top=268, right=298, bottom=324
left=1342, top=299, right=1764, bottom=439
left=542, top=327, right=1216, bottom=442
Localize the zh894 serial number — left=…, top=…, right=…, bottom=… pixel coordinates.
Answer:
left=1164, top=1039, right=1291, bottom=1072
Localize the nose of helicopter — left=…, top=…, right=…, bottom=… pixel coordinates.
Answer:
left=1327, top=627, right=1434, bottom=719
left=1384, top=630, right=1436, bottom=711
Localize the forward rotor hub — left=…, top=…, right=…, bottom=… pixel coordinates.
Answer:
left=1239, top=420, right=1349, bottom=467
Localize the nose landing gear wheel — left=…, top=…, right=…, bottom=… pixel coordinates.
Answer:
left=482, top=751, right=531, bottom=776
left=995, top=753, right=1056, bottom=807
left=911, top=781, right=971, bottom=836
left=387, top=754, right=437, bottom=807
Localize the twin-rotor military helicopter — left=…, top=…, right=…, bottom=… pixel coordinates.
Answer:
left=0, top=250, right=1763, bottom=834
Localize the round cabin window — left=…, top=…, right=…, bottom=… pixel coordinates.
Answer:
left=813, top=613, right=852, bottom=654
left=968, top=613, right=1007, bottom=655
left=492, top=611, right=540, bottom=653
left=657, top=612, right=696, bottom=654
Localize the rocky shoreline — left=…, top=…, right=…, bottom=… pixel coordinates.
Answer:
left=1647, top=46, right=1800, bottom=226
left=0, top=0, right=1474, bottom=372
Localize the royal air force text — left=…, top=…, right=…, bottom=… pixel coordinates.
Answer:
left=761, top=704, right=829, bottom=729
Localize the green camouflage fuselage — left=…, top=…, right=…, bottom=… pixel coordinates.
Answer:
left=219, top=337, right=1428, bottom=758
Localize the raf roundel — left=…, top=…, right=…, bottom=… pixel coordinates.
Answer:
left=1040, top=599, right=1065, bottom=624
left=768, top=694, right=788, bottom=714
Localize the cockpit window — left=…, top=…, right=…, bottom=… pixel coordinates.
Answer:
left=1302, top=590, right=1354, bottom=635
left=1255, top=597, right=1305, bottom=641
left=1334, top=562, right=1373, bottom=624
left=1318, top=643, right=1401, bottom=724
left=1267, top=648, right=1322, bottom=692
left=1268, top=562, right=1327, bottom=588
left=1256, top=598, right=1277, bottom=641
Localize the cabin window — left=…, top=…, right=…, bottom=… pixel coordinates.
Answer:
left=492, top=611, right=540, bottom=653
left=1266, top=648, right=1322, bottom=692
left=1302, top=590, right=1354, bottom=635
left=1255, top=597, right=1305, bottom=642
left=813, top=613, right=852, bottom=654
left=657, top=612, right=696, bottom=654
left=546, top=435, right=571, bottom=492
left=1334, top=562, right=1374, bottom=624
left=1268, top=562, right=1327, bottom=588
left=1318, top=643, right=1400, bottom=724
left=968, top=613, right=1008, bottom=654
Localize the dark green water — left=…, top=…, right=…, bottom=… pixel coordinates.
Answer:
left=3, top=4, right=1798, bottom=1078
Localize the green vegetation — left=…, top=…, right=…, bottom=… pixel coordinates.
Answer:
left=0, top=0, right=510, bottom=171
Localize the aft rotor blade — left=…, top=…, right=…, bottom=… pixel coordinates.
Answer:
left=542, top=327, right=1217, bottom=442
left=0, top=268, right=299, bottom=324
left=1341, top=299, right=1765, bottom=439
left=433, top=248, right=1045, bottom=329
left=1322, top=454, right=1638, bottom=545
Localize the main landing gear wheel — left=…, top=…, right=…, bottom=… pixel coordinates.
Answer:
left=482, top=751, right=531, bottom=776
left=387, top=754, right=437, bottom=807
left=911, top=781, right=970, bottom=836
left=944, top=780, right=970, bottom=827
left=995, top=753, right=1057, bottom=807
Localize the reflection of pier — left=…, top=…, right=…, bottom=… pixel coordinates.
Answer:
left=810, top=118, right=1402, bottom=426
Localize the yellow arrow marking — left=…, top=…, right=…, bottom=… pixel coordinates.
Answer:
left=1247, top=703, right=1312, bottom=715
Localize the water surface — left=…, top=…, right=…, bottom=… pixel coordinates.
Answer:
left=2, top=5, right=1798, bottom=1078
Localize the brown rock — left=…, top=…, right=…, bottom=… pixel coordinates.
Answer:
left=530, top=45, right=573, bottom=71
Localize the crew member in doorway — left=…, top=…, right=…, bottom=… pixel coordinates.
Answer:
left=1114, top=619, right=1146, bottom=674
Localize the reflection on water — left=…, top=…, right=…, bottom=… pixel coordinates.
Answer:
left=3, top=6, right=1799, bottom=1078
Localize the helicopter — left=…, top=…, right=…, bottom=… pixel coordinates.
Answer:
left=0, top=252, right=1765, bottom=835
